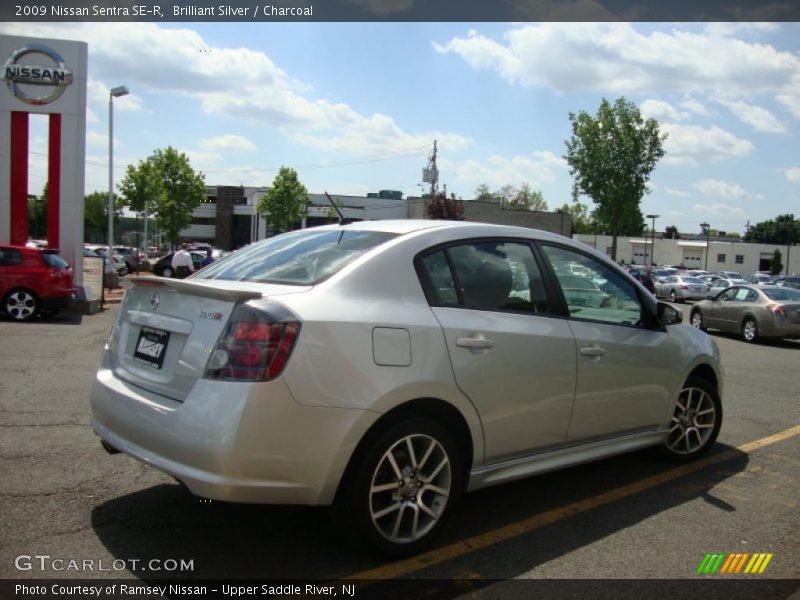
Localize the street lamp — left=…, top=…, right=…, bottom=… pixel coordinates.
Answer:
left=700, top=222, right=710, bottom=270
left=646, top=214, right=659, bottom=266
left=143, top=154, right=157, bottom=256
left=108, top=85, right=129, bottom=266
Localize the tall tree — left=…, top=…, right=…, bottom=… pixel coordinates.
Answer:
left=474, top=183, right=496, bottom=202
left=146, top=146, right=206, bottom=247
left=564, top=97, right=667, bottom=260
left=505, top=183, right=549, bottom=211
left=770, top=249, right=783, bottom=276
left=257, top=167, right=308, bottom=234
left=119, top=157, right=164, bottom=220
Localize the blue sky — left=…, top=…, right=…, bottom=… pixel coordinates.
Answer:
left=3, top=21, right=799, bottom=236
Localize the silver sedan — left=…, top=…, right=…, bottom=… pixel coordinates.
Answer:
left=654, top=275, right=710, bottom=303
left=91, top=221, right=723, bottom=555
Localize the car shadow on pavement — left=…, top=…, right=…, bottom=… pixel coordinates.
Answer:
left=90, top=444, right=750, bottom=584
left=705, top=330, right=800, bottom=350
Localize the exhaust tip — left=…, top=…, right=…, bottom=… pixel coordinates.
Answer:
left=101, top=439, right=121, bottom=455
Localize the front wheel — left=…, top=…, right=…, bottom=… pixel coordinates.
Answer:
left=669, top=290, right=678, bottom=303
left=338, top=418, right=462, bottom=556
left=4, top=289, right=39, bottom=321
left=661, top=377, right=721, bottom=461
left=161, top=266, right=174, bottom=278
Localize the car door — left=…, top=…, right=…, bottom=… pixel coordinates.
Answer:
left=417, top=240, right=577, bottom=463
left=703, top=287, right=737, bottom=329
left=540, top=244, right=675, bottom=442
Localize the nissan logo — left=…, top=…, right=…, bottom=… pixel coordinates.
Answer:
left=2, top=44, right=73, bottom=106
left=149, top=293, right=160, bottom=311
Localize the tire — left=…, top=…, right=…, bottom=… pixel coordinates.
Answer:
left=4, top=288, right=39, bottom=321
left=661, top=376, right=722, bottom=462
left=336, top=418, right=462, bottom=557
left=741, top=317, right=758, bottom=344
left=161, top=267, right=174, bottom=278
left=669, top=290, right=677, bottom=303
left=690, top=310, right=705, bottom=331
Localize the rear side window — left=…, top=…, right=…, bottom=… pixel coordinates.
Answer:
left=194, top=229, right=398, bottom=285
left=42, top=253, right=69, bottom=269
left=0, top=249, right=22, bottom=266
left=418, top=241, right=552, bottom=314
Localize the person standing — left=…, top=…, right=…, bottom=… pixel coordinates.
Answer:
left=171, top=243, right=194, bottom=279
left=200, top=247, right=215, bottom=268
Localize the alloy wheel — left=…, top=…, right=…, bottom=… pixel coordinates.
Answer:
left=690, top=311, right=704, bottom=330
left=5, top=290, right=38, bottom=321
left=666, top=386, right=717, bottom=456
left=742, top=319, right=757, bottom=343
left=369, top=433, right=452, bottom=544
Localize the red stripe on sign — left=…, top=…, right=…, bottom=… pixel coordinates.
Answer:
left=10, top=111, right=30, bottom=246
left=47, top=113, right=62, bottom=249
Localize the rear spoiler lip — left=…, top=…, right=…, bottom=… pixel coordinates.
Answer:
left=129, top=275, right=263, bottom=302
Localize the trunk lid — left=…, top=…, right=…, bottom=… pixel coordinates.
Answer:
left=110, top=276, right=310, bottom=401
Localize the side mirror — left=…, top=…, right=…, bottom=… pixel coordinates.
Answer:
left=657, top=301, right=682, bottom=326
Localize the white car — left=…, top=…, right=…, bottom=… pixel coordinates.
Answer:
left=654, top=275, right=710, bottom=303
left=91, top=221, right=723, bottom=555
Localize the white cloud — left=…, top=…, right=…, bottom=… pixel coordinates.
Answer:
left=661, top=123, right=755, bottom=166
left=86, top=130, right=124, bottom=149
left=199, top=134, right=258, bottom=154
left=717, top=99, right=786, bottom=133
left=640, top=100, right=688, bottom=122
left=434, top=24, right=800, bottom=98
left=693, top=179, right=747, bottom=199
left=0, top=22, right=469, bottom=157
left=783, top=167, right=800, bottom=183
left=665, top=187, right=689, bottom=197
left=692, top=203, right=746, bottom=217
left=444, top=150, right=566, bottom=191
left=680, top=98, right=711, bottom=117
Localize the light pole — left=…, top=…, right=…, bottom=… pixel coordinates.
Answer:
left=108, top=85, right=129, bottom=264
left=143, top=154, right=157, bottom=255
left=700, top=222, right=710, bottom=270
left=646, top=214, right=659, bottom=267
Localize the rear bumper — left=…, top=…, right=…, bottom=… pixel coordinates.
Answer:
left=90, top=352, right=378, bottom=505
left=41, top=289, right=77, bottom=311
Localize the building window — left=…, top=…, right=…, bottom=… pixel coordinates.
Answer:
left=717, top=253, right=726, bottom=263
left=735, top=255, right=744, bottom=264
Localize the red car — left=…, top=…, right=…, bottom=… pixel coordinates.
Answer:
left=0, top=245, right=77, bottom=321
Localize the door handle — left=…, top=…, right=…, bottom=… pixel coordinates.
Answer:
left=456, top=336, right=494, bottom=349
left=580, top=346, right=605, bottom=357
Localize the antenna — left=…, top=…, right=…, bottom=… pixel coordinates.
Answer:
left=324, top=191, right=351, bottom=225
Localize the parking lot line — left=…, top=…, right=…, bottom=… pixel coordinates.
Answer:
left=344, top=424, right=800, bottom=581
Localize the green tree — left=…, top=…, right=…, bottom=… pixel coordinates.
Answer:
left=145, top=146, right=206, bottom=247
left=28, top=183, right=48, bottom=239
left=119, top=157, right=164, bottom=221
left=558, top=200, right=594, bottom=233
left=564, top=97, right=667, bottom=260
left=84, top=190, right=123, bottom=243
left=770, top=249, right=783, bottom=276
left=505, top=183, right=549, bottom=211
left=427, top=192, right=464, bottom=220
left=664, top=225, right=680, bottom=239
left=744, top=214, right=799, bottom=245
left=257, top=167, right=308, bottom=234
left=474, top=183, right=496, bottom=202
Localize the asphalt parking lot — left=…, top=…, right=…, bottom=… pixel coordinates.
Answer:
left=0, top=299, right=798, bottom=598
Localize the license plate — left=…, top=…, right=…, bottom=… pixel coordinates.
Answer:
left=133, top=326, right=170, bottom=369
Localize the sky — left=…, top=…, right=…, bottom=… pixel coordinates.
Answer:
left=2, top=21, right=799, bottom=236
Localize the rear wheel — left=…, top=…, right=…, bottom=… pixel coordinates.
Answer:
left=690, top=310, right=705, bottom=331
left=742, top=318, right=758, bottom=343
left=4, top=288, right=39, bottom=321
left=669, top=290, right=678, bottom=303
left=662, top=376, right=721, bottom=461
left=337, top=418, right=462, bottom=556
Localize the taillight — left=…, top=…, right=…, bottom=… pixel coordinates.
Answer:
left=767, top=304, right=786, bottom=317
left=680, top=284, right=688, bottom=289
left=204, top=300, right=301, bottom=382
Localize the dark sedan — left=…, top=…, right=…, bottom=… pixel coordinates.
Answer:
left=151, top=251, right=205, bottom=278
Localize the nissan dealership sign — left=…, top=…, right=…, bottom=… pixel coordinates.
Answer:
left=2, top=43, right=74, bottom=105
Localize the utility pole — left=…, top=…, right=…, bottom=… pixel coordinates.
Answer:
left=430, top=139, right=438, bottom=201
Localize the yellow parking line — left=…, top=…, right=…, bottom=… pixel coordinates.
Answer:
left=344, top=424, right=800, bottom=581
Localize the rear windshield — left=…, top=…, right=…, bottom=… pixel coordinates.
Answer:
left=42, top=253, right=69, bottom=269
left=194, top=229, right=399, bottom=285
left=764, top=288, right=800, bottom=301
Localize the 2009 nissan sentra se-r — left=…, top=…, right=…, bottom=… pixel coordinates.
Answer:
left=91, top=220, right=723, bottom=555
